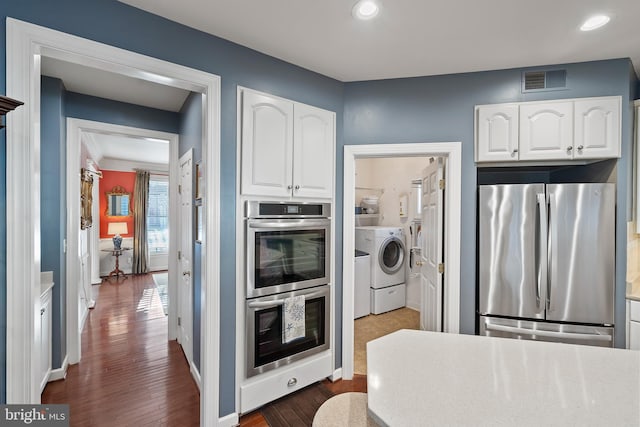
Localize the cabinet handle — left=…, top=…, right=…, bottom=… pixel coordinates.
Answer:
left=294, top=185, right=300, bottom=190
left=511, top=148, right=518, bottom=155
left=287, top=377, right=297, bottom=387
left=40, top=308, right=45, bottom=315
left=287, top=185, right=292, bottom=190
left=567, top=146, right=573, bottom=152
left=577, top=145, right=584, bottom=151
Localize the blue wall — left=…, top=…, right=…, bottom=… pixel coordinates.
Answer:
left=0, top=0, right=635, bottom=416
left=1, top=0, right=344, bottom=413
left=178, top=92, right=203, bottom=373
left=41, top=77, right=67, bottom=370
left=343, top=59, right=635, bottom=346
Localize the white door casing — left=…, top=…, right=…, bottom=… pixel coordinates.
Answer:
left=179, top=150, right=194, bottom=364
left=420, top=158, right=444, bottom=332
left=342, top=142, right=462, bottom=381
left=7, top=20, right=221, bottom=426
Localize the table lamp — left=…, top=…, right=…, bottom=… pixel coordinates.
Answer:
left=107, top=222, right=128, bottom=250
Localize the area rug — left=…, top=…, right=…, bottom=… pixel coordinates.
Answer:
left=152, top=272, right=169, bottom=315
left=261, top=382, right=334, bottom=427
left=312, top=392, right=378, bottom=427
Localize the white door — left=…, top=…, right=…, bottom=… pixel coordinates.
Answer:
left=475, top=104, right=519, bottom=162
left=519, top=101, right=573, bottom=160
left=240, top=90, right=294, bottom=197
left=178, top=150, right=193, bottom=363
left=574, top=97, right=621, bottom=159
left=293, top=103, right=334, bottom=199
left=420, top=158, right=444, bottom=332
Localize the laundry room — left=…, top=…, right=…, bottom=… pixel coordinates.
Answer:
left=352, top=155, right=432, bottom=374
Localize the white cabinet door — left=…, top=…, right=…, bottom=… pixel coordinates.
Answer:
left=630, top=321, right=640, bottom=350
left=519, top=101, right=573, bottom=161
left=476, top=104, right=519, bottom=162
left=293, top=103, right=334, bottom=199
left=40, top=289, right=52, bottom=392
left=241, top=91, right=294, bottom=197
left=574, top=97, right=620, bottom=159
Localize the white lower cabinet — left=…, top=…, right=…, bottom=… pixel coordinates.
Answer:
left=240, top=351, right=332, bottom=413
left=627, top=299, right=640, bottom=350
left=39, top=281, right=53, bottom=393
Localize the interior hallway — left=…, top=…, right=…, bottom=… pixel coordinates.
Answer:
left=42, top=274, right=200, bottom=426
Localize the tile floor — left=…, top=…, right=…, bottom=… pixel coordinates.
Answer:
left=354, top=307, right=420, bottom=374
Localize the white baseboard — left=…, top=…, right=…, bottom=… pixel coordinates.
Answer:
left=80, top=305, right=89, bottom=331
left=218, top=412, right=239, bottom=427
left=329, top=368, right=342, bottom=382
left=190, top=361, right=202, bottom=391
left=406, top=301, right=420, bottom=311
left=49, top=355, right=68, bottom=382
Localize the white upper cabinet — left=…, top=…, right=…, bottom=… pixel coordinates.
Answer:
left=241, top=88, right=335, bottom=199
left=475, top=104, right=519, bottom=162
left=293, top=103, right=334, bottom=199
left=241, top=91, right=293, bottom=197
left=519, top=101, right=573, bottom=161
left=475, top=96, right=621, bottom=164
left=574, top=97, right=621, bottom=159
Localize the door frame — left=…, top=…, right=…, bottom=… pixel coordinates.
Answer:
left=342, top=143, right=461, bottom=380
left=65, top=118, right=180, bottom=365
left=6, top=18, right=221, bottom=426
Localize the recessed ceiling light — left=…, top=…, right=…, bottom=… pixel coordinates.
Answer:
left=352, top=0, right=379, bottom=20
left=580, top=15, right=610, bottom=31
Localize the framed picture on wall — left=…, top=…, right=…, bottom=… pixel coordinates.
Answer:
left=195, top=161, right=203, bottom=200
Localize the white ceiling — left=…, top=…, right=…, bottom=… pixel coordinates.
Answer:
left=119, top=0, right=640, bottom=81
left=83, top=132, right=169, bottom=166
left=42, top=56, right=190, bottom=112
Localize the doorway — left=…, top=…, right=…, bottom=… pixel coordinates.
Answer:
left=342, top=142, right=462, bottom=380
left=6, top=18, right=221, bottom=425
left=353, top=156, right=426, bottom=374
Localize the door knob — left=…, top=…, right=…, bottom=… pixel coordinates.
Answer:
left=183, top=271, right=191, bottom=276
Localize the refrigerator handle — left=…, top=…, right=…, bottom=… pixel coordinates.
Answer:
left=536, top=193, right=548, bottom=312
left=547, top=193, right=556, bottom=312
left=484, top=322, right=613, bottom=342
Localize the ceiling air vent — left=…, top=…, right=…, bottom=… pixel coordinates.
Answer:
left=522, top=70, right=567, bottom=92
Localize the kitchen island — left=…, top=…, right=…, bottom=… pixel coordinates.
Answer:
left=367, top=329, right=640, bottom=426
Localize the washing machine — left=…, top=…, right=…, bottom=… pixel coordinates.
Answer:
left=355, top=226, right=406, bottom=314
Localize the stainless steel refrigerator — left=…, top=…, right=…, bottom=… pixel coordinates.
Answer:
left=478, top=183, right=615, bottom=347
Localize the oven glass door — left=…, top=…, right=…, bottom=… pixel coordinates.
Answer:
left=247, top=218, right=330, bottom=297
left=246, top=286, right=330, bottom=377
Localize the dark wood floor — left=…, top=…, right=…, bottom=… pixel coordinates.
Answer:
left=239, top=375, right=368, bottom=426
left=42, top=274, right=200, bottom=426
left=42, top=273, right=367, bottom=426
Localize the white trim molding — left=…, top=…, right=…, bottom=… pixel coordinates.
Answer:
left=330, top=368, right=343, bottom=382
left=190, top=362, right=202, bottom=391
left=218, top=412, right=240, bottom=427
left=48, top=356, right=69, bottom=382
left=341, top=142, right=462, bottom=380
left=6, top=19, right=222, bottom=427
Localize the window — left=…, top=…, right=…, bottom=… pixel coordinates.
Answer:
left=147, top=176, right=169, bottom=254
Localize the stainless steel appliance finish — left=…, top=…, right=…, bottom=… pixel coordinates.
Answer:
left=246, top=285, right=330, bottom=377
left=246, top=201, right=331, bottom=298
left=478, top=183, right=615, bottom=346
left=480, top=317, right=614, bottom=348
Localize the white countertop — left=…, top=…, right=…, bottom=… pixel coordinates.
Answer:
left=367, top=330, right=640, bottom=427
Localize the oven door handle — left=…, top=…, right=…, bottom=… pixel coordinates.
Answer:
left=247, top=290, right=327, bottom=308
left=248, top=219, right=330, bottom=229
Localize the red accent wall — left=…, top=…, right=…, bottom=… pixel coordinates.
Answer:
left=100, top=170, right=136, bottom=238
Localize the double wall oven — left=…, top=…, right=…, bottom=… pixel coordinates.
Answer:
left=245, top=201, right=331, bottom=377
